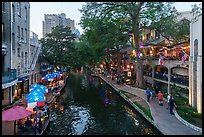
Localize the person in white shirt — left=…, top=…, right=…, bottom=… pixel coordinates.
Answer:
left=166, top=92, right=173, bottom=109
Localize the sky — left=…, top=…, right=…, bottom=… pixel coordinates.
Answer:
left=30, top=2, right=202, bottom=39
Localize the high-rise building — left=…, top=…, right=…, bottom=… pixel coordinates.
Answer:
left=42, top=13, right=76, bottom=38
left=2, top=2, right=30, bottom=107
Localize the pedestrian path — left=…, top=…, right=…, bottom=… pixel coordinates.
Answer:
left=99, top=75, right=201, bottom=135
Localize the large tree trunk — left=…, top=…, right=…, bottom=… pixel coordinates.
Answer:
left=132, top=14, right=146, bottom=88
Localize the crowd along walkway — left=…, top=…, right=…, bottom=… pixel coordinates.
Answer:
left=98, top=74, right=201, bottom=135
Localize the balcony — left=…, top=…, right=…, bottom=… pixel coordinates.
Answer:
left=2, top=69, right=17, bottom=85
left=2, top=42, right=8, bottom=55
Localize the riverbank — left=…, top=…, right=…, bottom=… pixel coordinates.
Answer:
left=94, top=74, right=202, bottom=135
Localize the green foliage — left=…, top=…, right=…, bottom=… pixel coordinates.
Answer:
left=39, top=25, right=76, bottom=67
left=133, top=101, right=153, bottom=120
left=79, top=2, right=175, bottom=88
left=174, top=95, right=201, bottom=126
left=149, top=9, right=190, bottom=44
left=14, top=96, right=20, bottom=101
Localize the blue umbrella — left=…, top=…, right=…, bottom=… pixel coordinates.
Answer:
left=30, top=83, right=39, bottom=89
left=29, top=84, right=48, bottom=93
left=27, top=95, right=45, bottom=103
left=38, top=85, right=48, bottom=93
left=29, top=84, right=40, bottom=92
left=42, top=74, right=55, bottom=81
left=26, top=89, right=45, bottom=101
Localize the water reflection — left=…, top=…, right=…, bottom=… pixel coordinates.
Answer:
left=45, top=72, right=161, bottom=135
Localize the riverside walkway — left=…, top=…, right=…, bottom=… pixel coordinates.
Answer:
left=98, top=74, right=201, bottom=135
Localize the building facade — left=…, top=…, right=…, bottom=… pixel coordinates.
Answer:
left=189, top=14, right=202, bottom=113
left=2, top=2, right=30, bottom=106
left=29, top=31, right=42, bottom=86
left=42, top=13, right=76, bottom=38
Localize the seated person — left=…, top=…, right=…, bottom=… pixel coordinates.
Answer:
left=24, top=118, right=33, bottom=129
left=17, top=119, right=24, bottom=130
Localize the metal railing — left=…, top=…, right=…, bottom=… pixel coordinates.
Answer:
left=2, top=68, right=17, bottom=84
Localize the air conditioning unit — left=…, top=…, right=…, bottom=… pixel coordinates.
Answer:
left=18, top=39, right=25, bottom=44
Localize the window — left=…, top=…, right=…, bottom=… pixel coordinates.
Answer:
left=12, top=4, right=15, bottom=22
left=17, top=2, right=21, bottom=16
left=25, top=52, right=27, bottom=67
left=21, top=52, right=24, bottom=67
left=17, top=48, right=20, bottom=57
left=2, top=2, right=5, bottom=12
left=2, top=23, right=5, bottom=42
left=25, top=7, right=27, bottom=21
left=21, top=28, right=23, bottom=40
left=17, top=66, right=20, bottom=76
left=12, top=33, right=15, bottom=51
left=194, top=39, right=198, bottom=58
left=17, top=26, right=20, bottom=38
left=25, top=29, right=27, bottom=43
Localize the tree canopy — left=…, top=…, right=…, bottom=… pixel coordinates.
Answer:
left=39, top=25, right=76, bottom=67
left=79, top=2, right=175, bottom=88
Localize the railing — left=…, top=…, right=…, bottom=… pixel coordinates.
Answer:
left=2, top=69, right=17, bottom=84
left=144, top=71, right=189, bottom=86
left=154, top=72, right=168, bottom=81
left=170, top=75, right=189, bottom=86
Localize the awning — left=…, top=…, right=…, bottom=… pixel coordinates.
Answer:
left=120, top=46, right=135, bottom=53
left=18, top=76, right=28, bottom=82
left=148, top=37, right=165, bottom=45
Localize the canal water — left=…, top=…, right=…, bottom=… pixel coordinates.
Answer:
left=44, top=72, right=161, bottom=135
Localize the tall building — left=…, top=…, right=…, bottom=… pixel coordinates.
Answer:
left=42, top=13, right=76, bottom=38
left=2, top=2, right=30, bottom=107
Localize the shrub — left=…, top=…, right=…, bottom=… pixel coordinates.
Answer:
left=14, top=96, right=20, bottom=101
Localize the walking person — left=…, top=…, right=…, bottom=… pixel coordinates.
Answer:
left=169, top=95, right=177, bottom=115
left=166, top=92, right=173, bottom=109
left=145, top=87, right=151, bottom=102
left=157, top=91, right=163, bottom=106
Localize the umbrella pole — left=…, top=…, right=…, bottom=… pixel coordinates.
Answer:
left=14, top=120, right=16, bottom=135
left=35, top=106, right=38, bottom=135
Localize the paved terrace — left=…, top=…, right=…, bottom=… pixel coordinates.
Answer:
left=98, top=74, right=202, bottom=135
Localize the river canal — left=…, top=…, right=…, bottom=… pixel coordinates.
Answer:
left=44, top=72, right=161, bottom=135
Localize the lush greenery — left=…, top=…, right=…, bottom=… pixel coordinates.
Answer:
left=39, top=25, right=76, bottom=67
left=120, top=90, right=153, bottom=120
left=133, top=101, right=153, bottom=120
left=174, top=95, right=202, bottom=127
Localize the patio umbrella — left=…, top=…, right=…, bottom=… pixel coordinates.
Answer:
left=42, top=74, right=54, bottom=81
left=38, top=85, right=48, bottom=93
left=26, top=89, right=45, bottom=102
left=2, top=106, right=34, bottom=135
left=2, top=106, right=34, bottom=121
left=29, top=84, right=48, bottom=93
left=30, top=83, right=39, bottom=89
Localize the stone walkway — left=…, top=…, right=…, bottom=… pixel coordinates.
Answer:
left=99, top=75, right=202, bottom=135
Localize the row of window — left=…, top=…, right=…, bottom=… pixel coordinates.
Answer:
left=2, top=2, right=28, bottom=21
left=17, top=26, right=28, bottom=41
left=11, top=2, right=28, bottom=22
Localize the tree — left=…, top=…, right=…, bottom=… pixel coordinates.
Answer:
left=79, top=2, right=175, bottom=88
left=149, top=8, right=190, bottom=45
left=39, top=25, right=76, bottom=67
left=79, top=10, right=130, bottom=72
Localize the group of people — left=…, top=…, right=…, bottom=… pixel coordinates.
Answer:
left=145, top=87, right=177, bottom=115
left=17, top=117, right=43, bottom=134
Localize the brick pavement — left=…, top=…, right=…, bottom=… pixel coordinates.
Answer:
left=99, top=75, right=201, bottom=135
